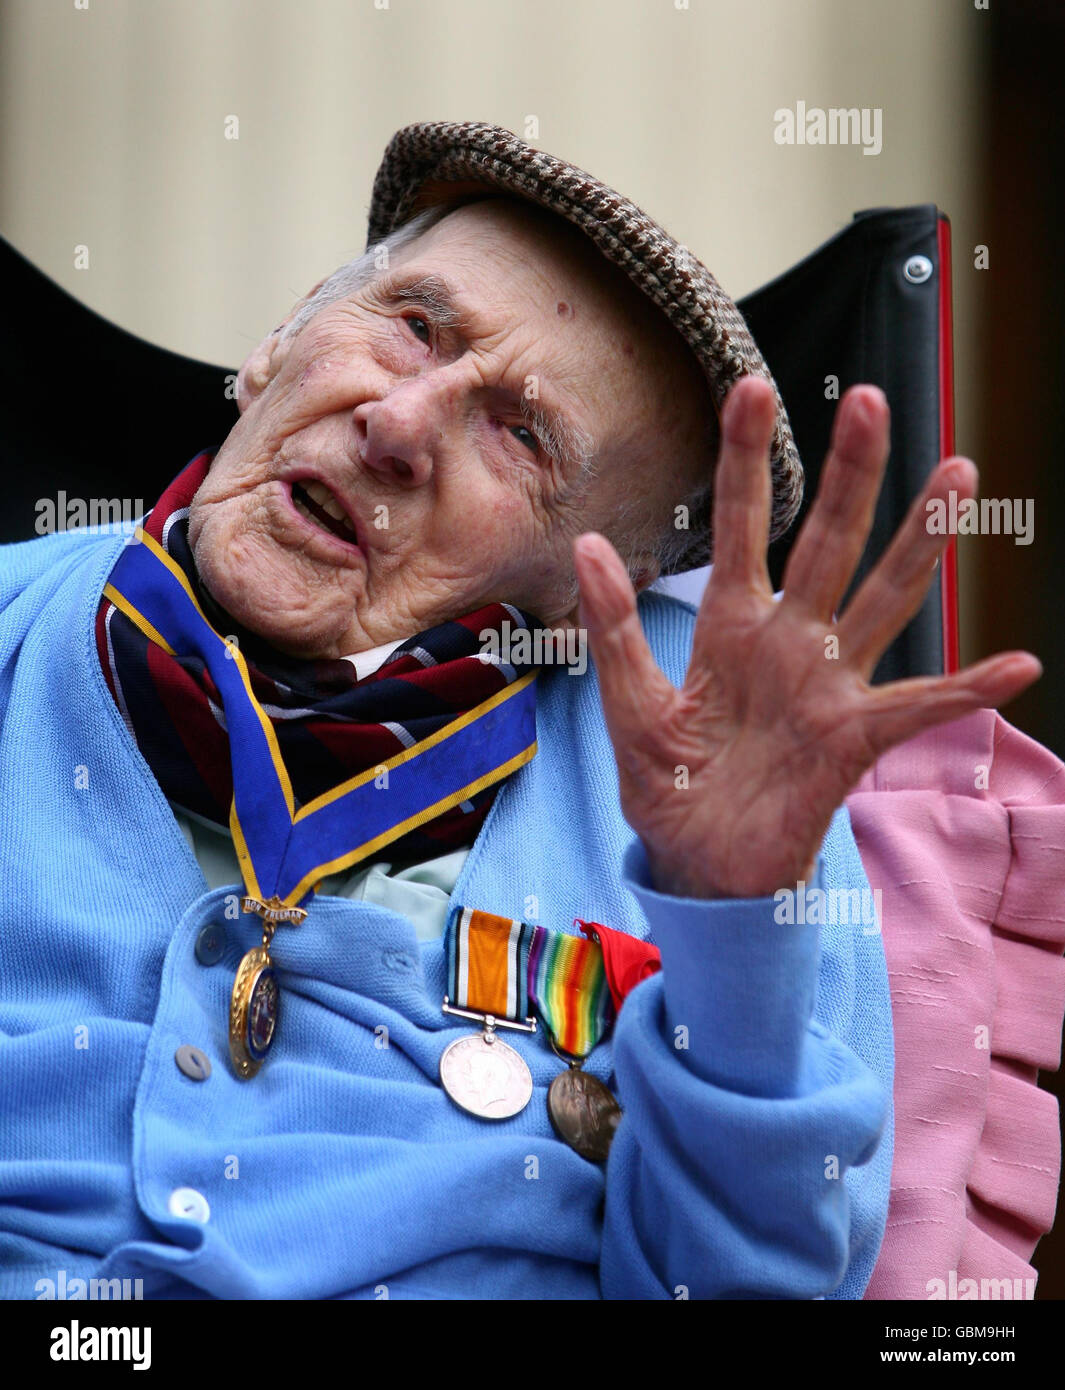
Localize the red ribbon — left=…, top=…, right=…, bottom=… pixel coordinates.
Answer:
left=576, top=919, right=661, bottom=1014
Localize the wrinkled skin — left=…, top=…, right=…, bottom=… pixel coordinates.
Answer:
left=187, top=197, right=712, bottom=659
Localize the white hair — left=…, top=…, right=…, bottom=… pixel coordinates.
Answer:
left=281, top=204, right=452, bottom=343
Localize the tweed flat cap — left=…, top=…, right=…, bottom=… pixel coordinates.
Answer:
left=367, top=120, right=803, bottom=574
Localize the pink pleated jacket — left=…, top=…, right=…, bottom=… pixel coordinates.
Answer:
left=846, top=709, right=1065, bottom=1299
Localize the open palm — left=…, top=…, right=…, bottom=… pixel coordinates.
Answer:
left=574, top=378, right=1041, bottom=900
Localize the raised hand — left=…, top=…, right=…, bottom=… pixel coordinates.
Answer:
left=574, top=377, right=1041, bottom=901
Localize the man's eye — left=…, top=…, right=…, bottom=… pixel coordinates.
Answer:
left=403, top=315, right=432, bottom=344
left=509, top=424, right=540, bottom=455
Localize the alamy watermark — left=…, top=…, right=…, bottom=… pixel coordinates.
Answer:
left=479, top=621, right=587, bottom=676
left=35, top=492, right=144, bottom=536
left=49, top=1320, right=151, bottom=1370
left=926, top=491, right=1034, bottom=545
left=773, top=880, right=882, bottom=933
left=774, top=101, right=882, bottom=156
left=35, top=1269, right=144, bottom=1300
left=927, top=1270, right=1035, bottom=1300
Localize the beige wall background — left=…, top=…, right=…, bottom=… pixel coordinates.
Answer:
left=0, top=0, right=986, bottom=636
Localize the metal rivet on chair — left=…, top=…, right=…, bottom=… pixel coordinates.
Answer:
left=903, top=255, right=934, bottom=284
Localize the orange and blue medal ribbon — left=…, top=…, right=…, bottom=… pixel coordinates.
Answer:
left=446, top=907, right=535, bottom=1023
left=104, top=528, right=539, bottom=1077
left=439, top=907, right=539, bottom=1120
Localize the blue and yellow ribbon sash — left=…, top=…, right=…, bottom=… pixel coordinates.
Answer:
left=105, top=528, right=538, bottom=910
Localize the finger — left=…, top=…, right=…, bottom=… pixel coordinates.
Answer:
left=861, top=650, right=1043, bottom=758
left=573, top=531, right=678, bottom=765
left=703, top=376, right=776, bottom=596
left=836, top=456, right=977, bottom=676
left=780, top=386, right=890, bottom=622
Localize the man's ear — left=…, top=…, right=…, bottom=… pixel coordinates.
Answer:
left=235, top=274, right=330, bottom=414
left=235, top=332, right=281, bottom=414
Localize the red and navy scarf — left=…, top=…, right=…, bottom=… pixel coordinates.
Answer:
left=96, top=451, right=544, bottom=867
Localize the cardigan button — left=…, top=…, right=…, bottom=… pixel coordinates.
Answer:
left=174, top=1044, right=212, bottom=1082
left=167, top=1188, right=210, bottom=1224
left=194, top=924, right=226, bottom=966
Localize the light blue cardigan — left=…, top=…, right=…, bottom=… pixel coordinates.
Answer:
left=0, top=526, right=893, bottom=1299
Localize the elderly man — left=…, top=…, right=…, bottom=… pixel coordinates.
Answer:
left=0, top=121, right=1040, bottom=1300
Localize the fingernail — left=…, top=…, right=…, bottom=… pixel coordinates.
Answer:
left=836, top=393, right=875, bottom=454
left=942, top=457, right=977, bottom=489
left=574, top=534, right=605, bottom=597
left=725, top=379, right=769, bottom=443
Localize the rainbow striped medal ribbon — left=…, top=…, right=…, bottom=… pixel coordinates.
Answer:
left=104, top=529, right=538, bottom=1080
left=528, top=924, right=621, bottom=1163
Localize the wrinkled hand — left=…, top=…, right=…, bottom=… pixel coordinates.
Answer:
left=574, top=378, right=1042, bottom=900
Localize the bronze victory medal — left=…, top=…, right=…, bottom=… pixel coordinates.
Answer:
left=547, top=1065, right=622, bottom=1163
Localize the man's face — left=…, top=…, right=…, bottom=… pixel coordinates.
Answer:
left=187, top=198, right=712, bottom=658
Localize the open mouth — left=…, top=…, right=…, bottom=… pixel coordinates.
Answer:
left=290, top=479, right=360, bottom=547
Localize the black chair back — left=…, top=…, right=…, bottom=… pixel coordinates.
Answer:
left=1, top=207, right=956, bottom=683
left=740, top=204, right=956, bottom=683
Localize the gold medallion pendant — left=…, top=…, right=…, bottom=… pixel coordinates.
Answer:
left=229, top=930, right=281, bottom=1079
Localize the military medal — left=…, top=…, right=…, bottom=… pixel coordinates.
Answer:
left=545, top=1047, right=622, bottom=1163
left=440, top=907, right=537, bottom=1118
left=443, top=905, right=624, bottom=1160
left=529, top=923, right=622, bottom=1162
left=439, top=1028, right=534, bottom=1120
left=104, top=527, right=539, bottom=1080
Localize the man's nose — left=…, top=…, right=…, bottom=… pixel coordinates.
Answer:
left=352, top=371, right=460, bottom=487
